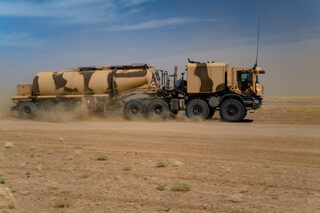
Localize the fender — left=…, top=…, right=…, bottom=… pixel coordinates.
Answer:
left=220, top=94, right=246, bottom=107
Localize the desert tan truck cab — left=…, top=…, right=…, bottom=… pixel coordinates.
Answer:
left=181, top=60, right=264, bottom=121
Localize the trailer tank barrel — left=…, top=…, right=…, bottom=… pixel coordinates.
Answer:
left=31, top=65, right=153, bottom=96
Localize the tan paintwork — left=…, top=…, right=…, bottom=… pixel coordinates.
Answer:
left=37, top=72, right=55, bottom=95
left=227, top=66, right=245, bottom=94
left=88, top=71, right=110, bottom=93
left=256, top=83, right=263, bottom=96
left=187, top=62, right=226, bottom=93
left=17, top=84, right=32, bottom=96
left=31, top=65, right=155, bottom=96
left=187, top=62, right=264, bottom=97
left=64, top=71, right=85, bottom=93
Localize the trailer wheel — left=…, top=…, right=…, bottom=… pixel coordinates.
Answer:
left=147, top=99, right=169, bottom=120
left=207, top=108, right=216, bottom=119
left=18, top=102, right=37, bottom=119
left=220, top=99, right=245, bottom=122
left=123, top=99, right=145, bottom=120
left=186, top=99, right=209, bottom=120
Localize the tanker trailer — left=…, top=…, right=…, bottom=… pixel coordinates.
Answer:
left=11, top=64, right=159, bottom=119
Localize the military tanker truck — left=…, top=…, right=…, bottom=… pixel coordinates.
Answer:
left=11, top=61, right=265, bottom=121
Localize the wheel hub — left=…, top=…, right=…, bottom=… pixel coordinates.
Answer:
left=23, top=107, right=31, bottom=115
left=192, top=105, right=202, bottom=115
left=154, top=106, right=162, bottom=114
left=227, top=105, right=238, bottom=116
left=131, top=107, right=138, bottom=114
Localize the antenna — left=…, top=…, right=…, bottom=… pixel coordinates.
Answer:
left=253, top=17, right=260, bottom=69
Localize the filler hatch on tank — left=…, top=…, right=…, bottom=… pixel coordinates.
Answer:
left=77, top=67, right=106, bottom=71
left=74, top=64, right=152, bottom=72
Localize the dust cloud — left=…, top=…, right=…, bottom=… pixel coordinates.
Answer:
left=33, top=102, right=126, bottom=122
left=35, top=103, right=85, bottom=122
left=0, top=93, right=125, bottom=122
left=0, top=94, right=11, bottom=119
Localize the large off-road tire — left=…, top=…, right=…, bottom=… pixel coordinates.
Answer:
left=220, top=99, right=245, bottom=122
left=18, top=102, right=37, bottom=119
left=207, top=108, right=216, bottom=119
left=147, top=99, right=169, bottom=120
left=186, top=99, right=210, bottom=120
left=123, top=99, right=145, bottom=120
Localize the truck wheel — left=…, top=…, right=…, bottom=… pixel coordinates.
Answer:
left=123, top=99, right=145, bottom=120
left=220, top=99, right=245, bottom=122
left=207, top=108, right=216, bottom=119
left=186, top=99, right=209, bottom=120
left=147, top=99, right=169, bottom=120
left=18, top=102, right=37, bottom=119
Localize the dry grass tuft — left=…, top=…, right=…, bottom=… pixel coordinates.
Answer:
left=123, top=165, right=131, bottom=171
left=0, top=177, right=5, bottom=184
left=74, top=150, right=82, bottom=156
left=0, top=186, right=17, bottom=209
left=81, top=174, right=89, bottom=178
left=96, top=155, right=108, bottom=161
left=156, top=183, right=167, bottom=191
left=55, top=198, right=69, bottom=208
left=156, top=161, right=166, bottom=168
left=171, top=182, right=191, bottom=192
left=36, top=164, right=42, bottom=172
left=4, top=142, right=13, bottom=148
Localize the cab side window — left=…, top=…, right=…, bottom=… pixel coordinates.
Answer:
left=237, top=71, right=252, bottom=82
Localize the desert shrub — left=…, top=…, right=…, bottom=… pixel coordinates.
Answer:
left=81, top=174, right=89, bottom=178
left=4, top=143, right=13, bottom=148
left=55, top=198, right=69, bottom=208
left=156, top=161, right=166, bottom=168
left=96, top=155, right=108, bottom=161
left=156, top=183, right=167, bottom=191
left=123, top=165, right=131, bottom=171
left=171, top=182, right=191, bottom=192
left=0, top=177, right=5, bottom=184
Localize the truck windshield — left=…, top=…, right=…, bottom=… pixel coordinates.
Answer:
left=237, top=71, right=252, bottom=83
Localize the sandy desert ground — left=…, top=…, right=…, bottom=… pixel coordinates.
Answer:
left=0, top=97, right=320, bottom=213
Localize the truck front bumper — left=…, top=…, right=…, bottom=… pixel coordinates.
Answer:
left=244, top=97, right=262, bottom=110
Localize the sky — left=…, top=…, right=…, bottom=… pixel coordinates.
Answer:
left=0, top=0, right=319, bottom=107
